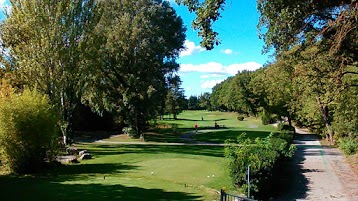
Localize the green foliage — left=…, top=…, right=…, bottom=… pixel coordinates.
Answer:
left=188, top=95, right=200, bottom=110
left=270, top=131, right=294, bottom=144
left=237, top=115, right=244, bottom=121
left=122, top=127, right=137, bottom=138
left=261, top=111, right=272, bottom=125
left=332, top=80, right=358, bottom=139
left=277, top=123, right=295, bottom=134
left=1, top=0, right=98, bottom=139
left=82, top=0, right=186, bottom=136
left=338, top=137, right=358, bottom=155
left=210, top=71, right=259, bottom=114
left=225, top=133, right=295, bottom=198
left=175, top=0, right=225, bottom=50
left=0, top=88, right=58, bottom=174
left=198, top=92, right=211, bottom=110
left=165, top=76, right=186, bottom=119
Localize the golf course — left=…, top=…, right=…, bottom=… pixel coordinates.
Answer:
left=0, top=111, right=276, bottom=200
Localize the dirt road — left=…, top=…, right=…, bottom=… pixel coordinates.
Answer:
left=273, top=131, right=358, bottom=201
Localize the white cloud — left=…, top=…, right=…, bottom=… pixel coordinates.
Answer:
left=179, top=40, right=205, bottom=57
left=180, top=62, right=226, bottom=73
left=1, top=1, right=11, bottom=14
left=200, top=79, right=225, bottom=89
left=225, top=62, right=262, bottom=75
left=200, top=73, right=225, bottom=79
left=221, top=49, right=233, bottom=54
left=179, top=61, right=262, bottom=75
left=200, top=75, right=210, bottom=79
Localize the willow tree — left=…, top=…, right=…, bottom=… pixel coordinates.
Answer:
left=82, top=0, right=186, bottom=136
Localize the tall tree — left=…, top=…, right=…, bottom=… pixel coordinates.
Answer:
left=165, top=75, right=186, bottom=119
left=198, top=92, right=211, bottom=110
left=188, top=95, right=199, bottom=110
left=82, top=0, right=186, bottom=136
left=0, top=0, right=98, bottom=141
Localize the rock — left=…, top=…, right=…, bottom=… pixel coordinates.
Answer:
left=78, top=150, right=88, bottom=156
left=79, top=153, right=92, bottom=160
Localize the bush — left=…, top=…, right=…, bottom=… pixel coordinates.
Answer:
left=237, top=115, right=244, bottom=121
left=261, top=112, right=272, bottom=125
left=277, top=123, right=296, bottom=134
left=338, top=137, right=358, bottom=155
left=0, top=88, right=58, bottom=174
left=225, top=133, right=295, bottom=199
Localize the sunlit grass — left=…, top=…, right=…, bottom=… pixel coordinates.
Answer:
left=0, top=110, right=277, bottom=200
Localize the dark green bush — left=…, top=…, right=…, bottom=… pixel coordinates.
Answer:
left=237, top=115, right=244, bottom=121
left=277, top=123, right=296, bottom=134
left=0, top=88, right=58, bottom=174
left=270, top=131, right=295, bottom=144
left=277, top=122, right=285, bottom=131
left=338, top=137, right=358, bottom=155
left=225, top=133, right=295, bottom=198
left=261, top=112, right=271, bottom=125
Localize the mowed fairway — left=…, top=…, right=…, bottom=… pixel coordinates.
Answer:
left=0, top=111, right=276, bottom=200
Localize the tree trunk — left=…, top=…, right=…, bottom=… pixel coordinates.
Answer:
left=316, top=96, right=334, bottom=145
left=287, top=113, right=292, bottom=127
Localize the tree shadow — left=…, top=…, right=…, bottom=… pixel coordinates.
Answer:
left=0, top=176, right=202, bottom=201
left=193, top=130, right=272, bottom=144
left=166, top=118, right=228, bottom=122
left=87, top=144, right=225, bottom=158
left=269, top=135, right=310, bottom=200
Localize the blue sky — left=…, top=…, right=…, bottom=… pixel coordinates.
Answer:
left=170, top=0, right=270, bottom=97
left=0, top=0, right=270, bottom=97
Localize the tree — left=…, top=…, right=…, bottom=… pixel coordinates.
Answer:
left=188, top=95, right=199, bottom=110
left=165, top=75, right=186, bottom=119
left=175, top=0, right=226, bottom=50
left=1, top=0, right=98, bottom=142
left=198, top=92, right=211, bottom=110
left=82, top=0, right=186, bottom=136
left=183, top=0, right=356, bottom=144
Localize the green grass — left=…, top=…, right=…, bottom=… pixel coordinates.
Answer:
left=0, top=143, right=230, bottom=200
left=105, top=110, right=276, bottom=144
left=0, top=110, right=277, bottom=200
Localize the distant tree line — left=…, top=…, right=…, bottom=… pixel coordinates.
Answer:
left=181, top=0, right=357, bottom=148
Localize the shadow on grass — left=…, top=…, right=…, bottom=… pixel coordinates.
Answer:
left=88, top=144, right=225, bottom=158
left=193, top=130, right=272, bottom=144
left=47, top=163, right=137, bottom=176
left=172, top=118, right=227, bottom=122
left=0, top=175, right=202, bottom=201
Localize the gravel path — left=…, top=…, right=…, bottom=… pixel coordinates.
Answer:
left=273, top=131, right=358, bottom=201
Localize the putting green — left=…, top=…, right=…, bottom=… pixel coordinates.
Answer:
left=134, top=158, right=223, bottom=186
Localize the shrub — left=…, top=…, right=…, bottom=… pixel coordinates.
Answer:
left=225, top=133, right=295, bottom=199
left=237, top=115, right=244, bottom=121
left=338, top=137, right=358, bottom=155
left=277, top=123, right=296, bottom=134
left=261, top=112, right=271, bottom=125
left=277, top=122, right=285, bottom=131
left=0, top=88, right=58, bottom=174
